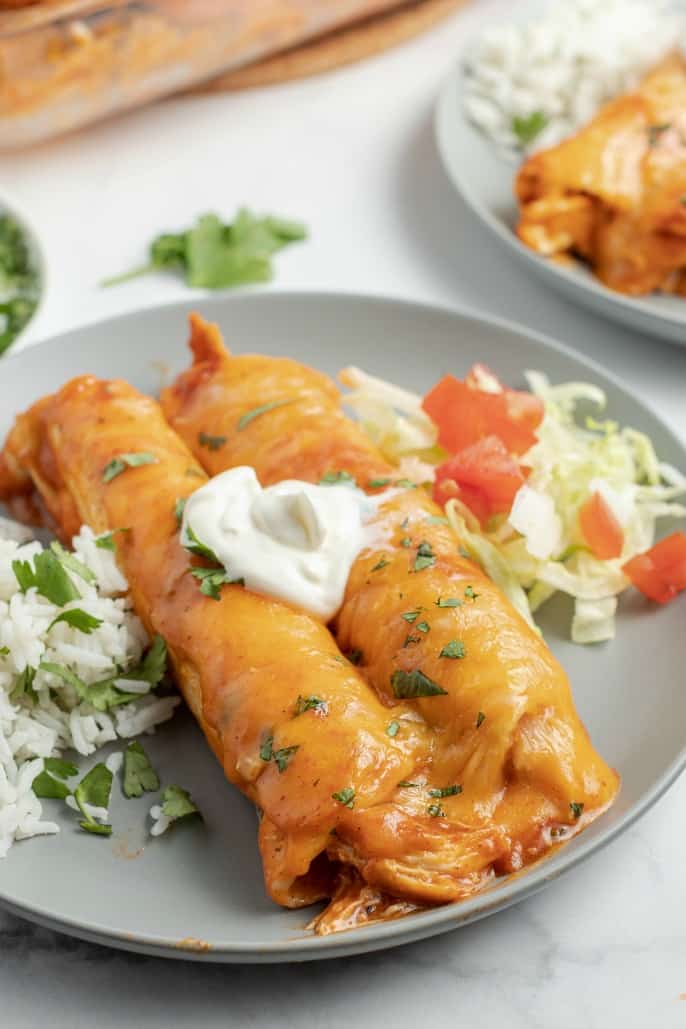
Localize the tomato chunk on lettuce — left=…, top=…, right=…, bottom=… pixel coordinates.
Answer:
left=578, top=491, right=624, bottom=560
left=422, top=368, right=544, bottom=456
left=433, top=435, right=525, bottom=525
left=623, top=531, right=686, bottom=604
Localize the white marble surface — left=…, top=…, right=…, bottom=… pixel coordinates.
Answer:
left=2, top=0, right=686, bottom=1024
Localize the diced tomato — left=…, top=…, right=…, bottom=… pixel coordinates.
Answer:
left=422, top=373, right=544, bottom=456
left=578, top=491, right=624, bottom=560
left=623, top=531, right=686, bottom=604
left=432, top=435, right=525, bottom=525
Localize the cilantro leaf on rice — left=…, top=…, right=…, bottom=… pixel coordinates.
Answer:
left=32, top=770, right=72, bottom=800
left=12, top=550, right=81, bottom=606
left=48, top=608, right=104, bottom=635
left=74, top=763, right=113, bottom=835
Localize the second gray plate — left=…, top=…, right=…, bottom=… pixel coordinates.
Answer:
left=1, top=292, right=685, bottom=961
left=435, top=62, right=686, bottom=346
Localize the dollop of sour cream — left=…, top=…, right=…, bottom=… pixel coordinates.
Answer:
left=181, top=467, right=380, bottom=620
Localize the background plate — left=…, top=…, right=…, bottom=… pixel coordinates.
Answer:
left=1, top=292, right=685, bottom=962
left=435, top=60, right=686, bottom=346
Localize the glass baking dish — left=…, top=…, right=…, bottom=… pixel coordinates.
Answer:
left=0, top=0, right=403, bottom=148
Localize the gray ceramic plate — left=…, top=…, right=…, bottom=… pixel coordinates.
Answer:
left=434, top=61, right=686, bottom=346
left=1, top=293, right=684, bottom=962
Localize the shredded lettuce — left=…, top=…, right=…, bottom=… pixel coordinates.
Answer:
left=339, top=366, right=439, bottom=464
left=343, top=364, right=686, bottom=645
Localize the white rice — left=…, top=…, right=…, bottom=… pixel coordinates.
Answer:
left=463, top=0, right=685, bottom=158
left=149, top=803, right=172, bottom=837
left=0, top=524, right=180, bottom=858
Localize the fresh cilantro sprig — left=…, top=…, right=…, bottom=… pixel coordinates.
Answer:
left=101, top=210, right=307, bottom=290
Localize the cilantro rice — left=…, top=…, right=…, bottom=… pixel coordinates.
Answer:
left=0, top=524, right=180, bottom=858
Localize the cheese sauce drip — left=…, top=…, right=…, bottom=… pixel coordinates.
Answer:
left=182, top=467, right=380, bottom=620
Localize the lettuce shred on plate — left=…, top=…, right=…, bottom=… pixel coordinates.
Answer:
left=340, top=365, right=686, bottom=644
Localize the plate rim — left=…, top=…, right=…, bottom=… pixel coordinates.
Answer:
left=1, top=289, right=684, bottom=962
left=433, top=60, right=686, bottom=343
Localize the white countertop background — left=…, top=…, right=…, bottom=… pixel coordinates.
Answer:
left=2, top=0, right=686, bottom=1024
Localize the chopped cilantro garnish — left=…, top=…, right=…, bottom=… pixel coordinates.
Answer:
left=161, top=784, right=200, bottom=822
left=367, top=478, right=391, bottom=489
left=80, top=822, right=113, bottom=836
left=10, top=666, right=37, bottom=703
left=45, top=757, right=78, bottom=779
left=174, top=497, right=187, bottom=526
left=476, top=711, right=486, bottom=729
left=74, top=763, right=113, bottom=836
left=190, top=566, right=242, bottom=601
left=50, top=542, right=96, bottom=584
left=458, top=546, right=471, bottom=559
left=436, top=597, right=462, bottom=608
left=258, top=732, right=298, bottom=772
left=48, top=609, right=103, bottom=635
left=416, top=620, right=430, bottom=634
left=464, top=585, right=479, bottom=599
left=95, top=529, right=131, bottom=551
left=294, top=694, right=327, bottom=716
left=371, top=557, right=390, bottom=572
left=39, top=662, right=85, bottom=692
left=390, top=669, right=447, bottom=698
left=103, top=451, right=156, bottom=483
left=397, top=781, right=419, bottom=788
left=512, top=110, right=548, bottom=145
left=386, top=720, right=400, bottom=737
left=400, top=537, right=412, bottom=548
left=332, top=787, right=355, bottom=809
left=40, top=635, right=167, bottom=713
left=123, top=741, right=160, bottom=798
left=198, top=431, right=227, bottom=451
left=403, top=634, right=421, bottom=647
left=428, top=784, right=462, bottom=798
left=427, top=802, right=445, bottom=818
left=125, top=635, right=167, bottom=687
left=237, top=399, right=293, bottom=432
left=32, top=769, right=72, bottom=800
left=413, top=541, right=435, bottom=573
left=395, top=479, right=416, bottom=489
left=401, top=610, right=422, bottom=624
left=13, top=550, right=81, bottom=607
left=273, top=745, right=299, bottom=773
left=319, top=470, right=356, bottom=486
left=439, top=640, right=466, bottom=659
left=183, top=525, right=222, bottom=564
left=570, top=801, right=584, bottom=819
